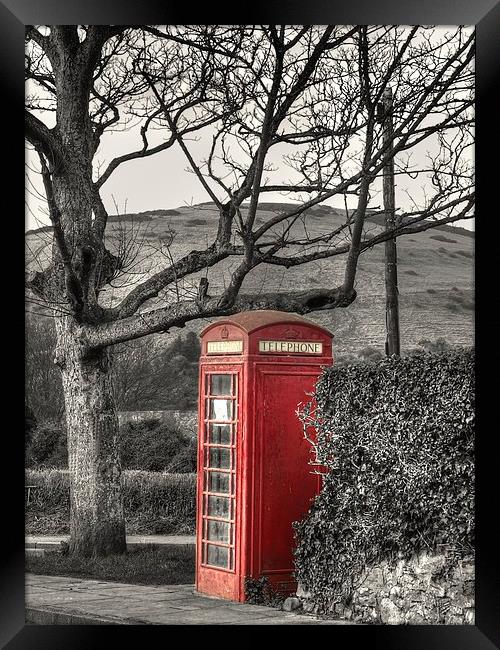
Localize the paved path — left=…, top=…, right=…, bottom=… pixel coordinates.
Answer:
left=26, top=535, right=195, bottom=549
left=26, top=574, right=349, bottom=625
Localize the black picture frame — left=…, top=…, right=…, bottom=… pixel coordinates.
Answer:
left=5, top=2, right=499, bottom=647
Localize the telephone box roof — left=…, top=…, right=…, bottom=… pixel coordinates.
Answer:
left=201, top=310, right=334, bottom=338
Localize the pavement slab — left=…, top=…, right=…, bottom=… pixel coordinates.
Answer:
left=26, top=574, right=351, bottom=625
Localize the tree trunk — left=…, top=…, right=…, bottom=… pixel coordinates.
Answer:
left=55, top=316, right=126, bottom=557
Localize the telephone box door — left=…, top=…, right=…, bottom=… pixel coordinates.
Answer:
left=196, top=365, right=243, bottom=600
left=254, top=366, right=322, bottom=589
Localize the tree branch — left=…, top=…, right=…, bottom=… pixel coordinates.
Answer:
left=106, top=244, right=236, bottom=320
left=34, top=150, right=84, bottom=316
left=25, top=110, right=62, bottom=165
left=95, top=134, right=177, bottom=189
left=86, top=285, right=357, bottom=349
left=25, top=25, right=56, bottom=63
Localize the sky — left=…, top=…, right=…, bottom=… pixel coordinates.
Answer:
left=25, top=125, right=475, bottom=233
left=25, top=26, right=474, bottom=234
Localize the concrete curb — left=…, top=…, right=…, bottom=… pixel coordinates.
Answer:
left=25, top=606, right=149, bottom=625
left=25, top=605, right=350, bottom=626
left=25, top=542, right=61, bottom=550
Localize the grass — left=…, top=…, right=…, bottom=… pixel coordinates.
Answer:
left=26, top=544, right=195, bottom=586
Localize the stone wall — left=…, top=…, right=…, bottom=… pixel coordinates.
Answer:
left=298, top=551, right=475, bottom=625
left=117, top=410, right=198, bottom=438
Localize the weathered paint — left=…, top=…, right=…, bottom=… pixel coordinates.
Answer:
left=195, top=310, right=334, bottom=602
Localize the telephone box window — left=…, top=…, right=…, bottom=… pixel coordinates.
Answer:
left=208, top=447, right=231, bottom=469
left=201, top=372, right=237, bottom=571
left=210, top=374, right=232, bottom=395
left=207, top=495, right=230, bottom=518
left=207, top=520, right=231, bottom=543
left=209, top=399, right=233, bottom=421
left=209, top=424, right=231, bottom=444
left=207, top=545, right=229, bottom=568
left=205, top=471, right=230, bottom=493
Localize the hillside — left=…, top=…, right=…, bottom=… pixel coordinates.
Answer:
left=25, top=202, right=474, bottom=358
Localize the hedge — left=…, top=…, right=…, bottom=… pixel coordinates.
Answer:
left=26, top=418, right=197, bottom=472
left=294, top=349, right=474, bottom=611
left=25, top=469, right=196, bottom=535
left=122, top=470, right=195, bottom=522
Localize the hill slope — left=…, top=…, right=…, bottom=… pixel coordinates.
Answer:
left=25, top=202, right=474, bottom=358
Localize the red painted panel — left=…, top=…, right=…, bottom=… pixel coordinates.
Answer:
left=257, top=369, right=321, bottom=575
left=197, top=311, right=333, bottom=602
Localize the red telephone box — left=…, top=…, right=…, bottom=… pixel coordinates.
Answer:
left=195, top=310, right=334, bottom=602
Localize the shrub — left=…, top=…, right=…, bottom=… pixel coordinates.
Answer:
left=294, top=349, right=474, bottom=611
left=25, top=468, right=71, bottom=511
left=122, top=470, right=196, bottom=528
left=445, top=290, right=474, bottom=311
left=26, top=415, right=197, bottom=472
left=244, top=576, right=285, bottom=607
left=416, top=337, right=455, bottom=353
left=27, top=422, right=67, bottom=468
left=334, top=352, right=359, bottom=366
left=119, top=419, right=196, bottom=472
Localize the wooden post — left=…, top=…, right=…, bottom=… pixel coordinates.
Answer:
left=380, top=87, right=400, bottom=357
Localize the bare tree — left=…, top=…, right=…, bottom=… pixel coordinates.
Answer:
left=25, top=25, right=474, bottom=556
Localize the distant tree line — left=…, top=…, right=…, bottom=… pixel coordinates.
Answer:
left=26, top=314, right=201, bottom=424
left=26, top=311, right=458, bottom=431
